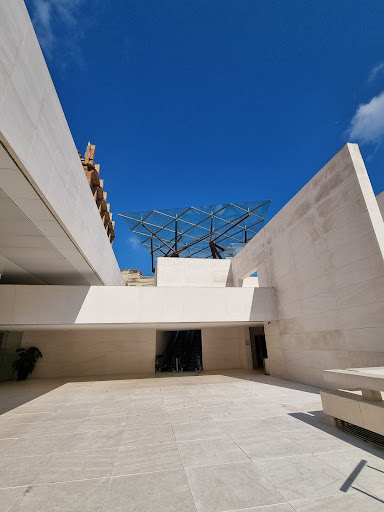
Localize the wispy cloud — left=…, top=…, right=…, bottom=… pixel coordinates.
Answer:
left=348, top=91, right=384, bottom=145
left=369, top=61, right=384, bottom=82
left=27, top=0, right=86, bottom=60
left=127, top=235, right=141, bottom=250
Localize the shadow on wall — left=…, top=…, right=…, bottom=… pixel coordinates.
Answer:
left=0, top=332, right=22, bottom=382
left=0, top=287, right=90, bottom=383
left=249, top=287, right=277, bottom=322
left=226, top=270, right=234, bottom=287
left=0, top=286, right=93, bottom=329
left=64, top=287, right=91, bottom=324
left=238, top=266, right=258, bottom=288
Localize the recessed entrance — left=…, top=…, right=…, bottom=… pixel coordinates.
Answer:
left=156, top=330, right=203, bottom=372
left=249, top=326, right=268, bottom=370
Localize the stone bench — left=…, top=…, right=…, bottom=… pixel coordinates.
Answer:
left=320, top=367, right=384, bottom=438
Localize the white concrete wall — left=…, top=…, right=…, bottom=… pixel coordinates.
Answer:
left=0, top=0, right=123, bottom=286
left=242, top=276, right=259, bottom=287
left=202, top=327, right=249, bottom=370
left=156, top=330, right=170, bottom=356
left=0, top=284, right=277, bottom=329
left=232, top=143, right=384, bottom=388
left=155, top=258, right=233, bottom=287
left=22, top=326, right=252, bottom=378
left=377, top=191, right=384, bottom=219
left=21, top=329, right=156, bottom=378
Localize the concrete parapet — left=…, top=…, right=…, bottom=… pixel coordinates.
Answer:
left=321, top=367, right=384, bottom=437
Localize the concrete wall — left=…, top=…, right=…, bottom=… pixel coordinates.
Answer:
left=232, top=143, right=384, bottom=388
left=0, top=0, right=123, bottom=286
left=0, top=331, right=22, bottom=381
left=155, top=258, right=233, bottom=287
left=156, top=330, right=170, bottom=356
left=202, top=327, right=249, bottom=370
left=377, top=191, right=384, bottom=218
left=22, top=326, right=252, bottom=377
left=242, top=276, right=259, bottom=287
left=21, top=329, right=156, bottom=378
left=0, top=284, right=277, bottom=329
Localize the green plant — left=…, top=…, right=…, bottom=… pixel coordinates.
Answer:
left=13, top=347, right=42, bottom=381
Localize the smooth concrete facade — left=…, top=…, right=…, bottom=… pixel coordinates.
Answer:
left=21, top=329, right=157, bottom=378
left=19, top=326, right=253, bottom=378
left=155, top=258, right=233, bottom=287
left=378, top=191, right=384, bottom=218
left=0, top=284, right=276, bottom=330
left=0, top=0, right=123, bottom=286
left=155, top=258, right=259, bottom=288
left=202, top=327, right=251, bottom=370
left=231, top=143, right=384, bottom=388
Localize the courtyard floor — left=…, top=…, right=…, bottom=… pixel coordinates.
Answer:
left=0, top=370, right=383, bottom=511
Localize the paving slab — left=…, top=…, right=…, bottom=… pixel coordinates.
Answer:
left=186, top=461, right=285, bottom=512
left=113, top=442, right=183, bottom=475
left=7, top=478, right=110, bottom=512
left=0, top=370, right=383, bottom=512
left=103, top=470, right=197, bottom=512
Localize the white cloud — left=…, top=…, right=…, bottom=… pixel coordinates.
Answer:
left=348, top=91, right=384, bottom=145
left=27, top=0, right=85, bottom=59
left=127, top=236, right=141, bottom=250
left=369, top=61, right=384, bottom=82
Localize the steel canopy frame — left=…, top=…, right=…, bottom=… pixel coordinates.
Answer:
left=119, top=200, right=271, bottom=272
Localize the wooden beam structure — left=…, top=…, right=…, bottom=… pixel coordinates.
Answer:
left=79, top=142, right=115, bottom=245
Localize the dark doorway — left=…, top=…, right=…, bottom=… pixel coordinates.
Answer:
left=156, top=330, right=203, bottom=372
left=249, top=327, right=268, bottom=370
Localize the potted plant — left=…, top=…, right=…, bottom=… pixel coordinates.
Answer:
left=13, top=347, right=42, bottom=381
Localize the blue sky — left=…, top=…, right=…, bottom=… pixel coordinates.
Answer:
left=26, top=0, right=384, bottom=275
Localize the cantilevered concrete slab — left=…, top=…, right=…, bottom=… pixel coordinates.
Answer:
left=0, top=284, right=277, bottom=330
left=0, top=1, right=123, bottom=286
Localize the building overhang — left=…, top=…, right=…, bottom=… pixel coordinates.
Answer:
left=0, top=4, right=124, bottom=286
left=0, top=285, right=277, bottom=330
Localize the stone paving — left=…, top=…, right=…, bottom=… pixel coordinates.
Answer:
left=0, top=370, right=383, bottom=511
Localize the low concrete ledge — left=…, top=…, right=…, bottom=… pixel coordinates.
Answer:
left=321, top=367, right=384, bottom=438
left=323, top=367, right=384, bottom=401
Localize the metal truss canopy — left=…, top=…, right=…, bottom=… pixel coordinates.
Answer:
left=119, top=200, right=271, bottom=272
